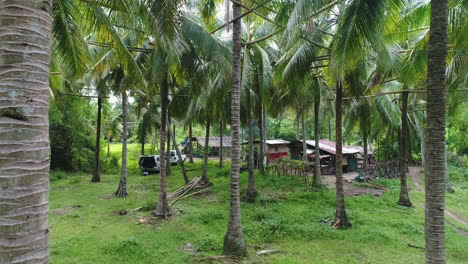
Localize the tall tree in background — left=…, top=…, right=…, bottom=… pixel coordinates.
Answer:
left=333, top=82, right=351, bottom=228
left=312, top=77, right=322, bottom=186
left=202, top=120, right=211, bottom=183
left=92, top=94, right=103, bottom=182
left=0, top=0, right=52, bottom=262
left=114, top=82, right=128, bottom=197
left=223, top=0, right=247, bottom=257
left=398, top=89, right=412, bottom=206
left=425, top=0, right=449, bottom=262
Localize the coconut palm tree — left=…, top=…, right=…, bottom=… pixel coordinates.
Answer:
left=223, top=0, right=248, bottom=257
left=0, top=1, right=53, bottom=262
left=425, top=0, right=449, bottom=262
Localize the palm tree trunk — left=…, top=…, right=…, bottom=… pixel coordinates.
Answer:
left=169, top=118, right=189, bottom=184
left=258, top=93, right=265, bottom=174
left=141, top=138, right=145, bottom=156
left=398, top=90, right=412, bottom=207
left=246, top=92, right=257, bottom=202
left=302, top=111, right=307, bottom=163
left=189, top=123, right=194, bottom=163
left=202, top=119, right=211, bottom=183
left=313, top=86, right=322, bottom=186
left=220, top=120, right=224, bottom=168
left=92, top=96, right=102, bottom=182
left=425, top=1, right=448, bottom=262
left=223, top=0, right=247, bottom=256
left=154, top=73, right=170, bottom=218
left=296, top=114, right=300, bottom=140
left=414, top=115, right=426, bottom=166
left=333, top=82, right=351, bottom=228
left=166, top=113, right=171, bottom=176
left=114, top=88, right=128, bottom=197
left=0, top=2, right=52, bottom=261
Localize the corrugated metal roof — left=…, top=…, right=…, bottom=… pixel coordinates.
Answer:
left=194, top=137, right=232, bottom=148
left=264, top=139, right=291, bottom=145
left=350, top=146, right=374, bottom=155
left=242, top=139, right=291, bottom=145
left=298, top=139, right=361, bottom=155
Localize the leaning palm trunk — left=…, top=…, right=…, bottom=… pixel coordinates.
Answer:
left=92, top=96, right=102, bottom=182
left=223, top=0, right=247, bottom=257
left=425, top=0, right=448, bottom=262
left=313, top=86, right=322, bottom=186
left=246, top=92, right=257, bottom=202
left=398, top=90, right=412, bottom=206
left=154, top=74, right=170, bottom=218
left=0, top=1, right=52, bottom=262
left=114, top=88, right=128, bottom=197
left=189, top=123, right=194, bottom=163
left=169, top=118, right=189, bottom=184
left=333, top=82, right=351, bottom=228
left=202, top=120, right=211, bottom=183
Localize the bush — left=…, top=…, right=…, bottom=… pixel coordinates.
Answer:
left=50, top=170, right=69, bottom=182
left=101, top=156, right=120, bottom=174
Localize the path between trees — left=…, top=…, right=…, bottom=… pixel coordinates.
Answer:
left=407, top=166, right=467, bottom=237
left=322, top=172, right=386, bottom=197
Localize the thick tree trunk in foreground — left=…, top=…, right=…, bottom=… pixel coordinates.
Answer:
left=220, top=120, right=224, bottom=168
left=398, top=90, right=412, bottom=207
left=302, top=111, right=307, bottom=163
left=154, top=74, right=170, bottom=218
left=313, top=86, right=322, bottom=186
left=223, top=0, right=247, bottom=256
left=169, top=118, right=189, bottom=184
left=114, top=88, right=128, bottom=197
left=202, top=120, right=211, bottom=183
left=246, top=92, right=257, bottom=202
left=92, top=96, right=102, bottom=182
left=189, top=123, right=194, bottom=163
left=333, top=82, right=351, bottom=228
left=0, top=1, right=52, bottom=262
left=425, top=1, right=448, bottom=262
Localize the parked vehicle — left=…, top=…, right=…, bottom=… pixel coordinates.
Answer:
left=138, top=155, right=160, bottom=173
left=169, top=150, right=186, bottom=165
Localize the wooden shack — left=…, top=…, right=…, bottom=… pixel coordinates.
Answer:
left=255, top=139, right=290, bottom=163
left=183, top=136, right=232, bottom=157
left=289, top=139, right=361, bottom=173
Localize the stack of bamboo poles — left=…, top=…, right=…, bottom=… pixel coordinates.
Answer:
left=168, top=177, right=213, bottom=206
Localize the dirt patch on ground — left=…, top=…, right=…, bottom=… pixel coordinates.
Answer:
left=322, top=173, right=386, bottom=197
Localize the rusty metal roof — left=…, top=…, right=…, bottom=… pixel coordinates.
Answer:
left=194, top=137, right=232, bottom=148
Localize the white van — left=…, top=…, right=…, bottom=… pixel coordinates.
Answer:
left=169, top=150, right=186, bottom=165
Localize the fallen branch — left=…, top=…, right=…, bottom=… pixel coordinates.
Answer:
left=407, top=243, right=425, bottom=251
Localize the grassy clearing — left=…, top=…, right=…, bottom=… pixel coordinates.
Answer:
left=49, top=146, right=467, bottom=263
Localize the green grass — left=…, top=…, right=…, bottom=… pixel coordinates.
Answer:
left=49, top=147, right=468, bottom=263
